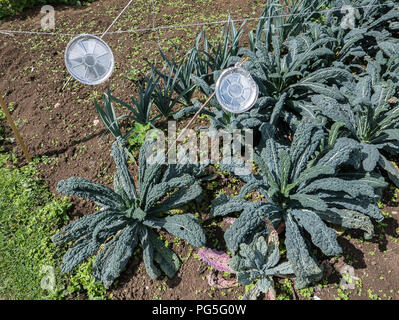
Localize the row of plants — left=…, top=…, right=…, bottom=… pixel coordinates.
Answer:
left=54, top=0, right=399, bottom=299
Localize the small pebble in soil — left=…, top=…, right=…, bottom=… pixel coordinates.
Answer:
left=339, top=264, right=359, bottom=290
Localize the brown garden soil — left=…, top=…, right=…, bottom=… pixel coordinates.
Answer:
left=1, top=0, right=399, bottom=301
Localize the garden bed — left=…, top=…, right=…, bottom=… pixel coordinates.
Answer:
left=1, top=0, right=399, bottom=300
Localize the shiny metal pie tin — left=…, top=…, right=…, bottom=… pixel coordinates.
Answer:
left=215, top=66, right=259, bottom=113
left=65, top=34, right=114, bottom=85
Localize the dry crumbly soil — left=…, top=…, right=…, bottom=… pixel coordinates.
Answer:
left=0, top=0, right=399, bottom=301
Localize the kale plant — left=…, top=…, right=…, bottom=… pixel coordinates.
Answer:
left=302, top=21, right=367, bottom=72
left=301, top=54, right=399, bottom=186
left=174, top=4, right=356, bottom=140
left=242, top=31, right=353, bottom=106
left=173, top=79, right=275, bottom=133
left=303, top=0, right=399, bottom=70
left=249, top=0, right=330, bottom=50
left=230, top=220, right=293, bottom=300
left=328, top=0, right=399, bottom=47
left=52, top=139, right=206, bottom=288
left=211, top=119, right=386, bottom=288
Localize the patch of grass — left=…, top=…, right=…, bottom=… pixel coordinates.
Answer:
left=0, top=155, right=71, bottom=299
left=0, top=155, right=108, bottom=300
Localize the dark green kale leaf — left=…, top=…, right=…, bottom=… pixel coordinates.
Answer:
left=211, top=119, right=386, bottom=288
left=53, top=139, right=206, bottom=288
left=302, top=55, right=399, bottom=187
left=230, top=219, right=294, bottom=300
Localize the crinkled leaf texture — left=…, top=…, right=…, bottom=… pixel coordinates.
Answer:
left=284, top=214, right=323, bottom=289
left=53, top=140, right=205, bottom=288
left=305, top=65, right=399, bottom=186
left=211, top=193, right=281, bottom=253
left=211, top=119, right=385, bottom=288
left=230, top=222, right=293, bottom=300
left=143, top=214, right=206, bottom=247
